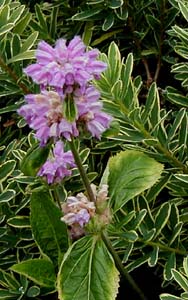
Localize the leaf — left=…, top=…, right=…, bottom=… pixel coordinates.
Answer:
left=20, top=31, right=38, bottom=52
left=102, top=13, right=114, bottom=31
left=0, top=160, right=16, bottom=183
left=172, top=269, right=188, bottom=292
left=30, top=188, right=68, bottom=265
left=7, top=50, right=35, bottom=64
left=72, top=9, right=102, bottom=21
left=148, top=246, right=159, bottom=267
left=11, top=259, right=56, bottom=288
left=0, top=23, right=14, bottom=36
left=57, top=235, right=119, bottom=300
left=7, top=216, right=30, bottom=228
left=164, top=253, right=176, bottom=281
left=0, top=189, right=16, bottom=203
left=178, top=0, right=188, bottom=21
left=160, top=294, right=182, bottom=300
left=27, top=286, right=40, bottom=297
left=108, top=150, right=163, bottom=212
left=108, top=0, right=123, bottom=9
left=155, top=202, right=171, bottom=237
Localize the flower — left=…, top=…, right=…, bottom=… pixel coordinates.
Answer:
left=74, top=85, right=112, bottom=138
left=61, top=193, right=96, bottom=227
left=37, top=141, right=75, bottom=183
left=18, top=90, right=78, bottom=145
left=24, top=36, right=107, bottom=90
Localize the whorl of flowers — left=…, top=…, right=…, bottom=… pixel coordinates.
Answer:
left=18, top=36, right=112, bottom=184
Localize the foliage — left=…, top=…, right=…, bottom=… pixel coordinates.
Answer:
left=0, top=0, right=188, bottom=300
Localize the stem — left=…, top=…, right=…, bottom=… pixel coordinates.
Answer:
left=53, top=188, right=62, bottom=210
left=102, top=231, right=148, bottom=300
left=0, top=55, right=30, bottom=94
left=69, top=137, right=96, bottom=202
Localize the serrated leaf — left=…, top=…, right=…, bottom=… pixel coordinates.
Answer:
left=57, top=235, right=119, bottom=300
left=108, top=150, right=163, bottom=212
left=11, top=259, right=56, bottom=288
left=30, top=188, right=68, bottom=265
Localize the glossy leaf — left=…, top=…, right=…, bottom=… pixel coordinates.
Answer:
left=108, top=150, right=163, bottom=211
left=57, top=235, right=119, bottom=300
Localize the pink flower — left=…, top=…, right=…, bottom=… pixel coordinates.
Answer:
left=24, top=36, right=107, bottom=90
left=38, top=141, right=75, bottom=184
left=18, top=90, right=78, bottom=145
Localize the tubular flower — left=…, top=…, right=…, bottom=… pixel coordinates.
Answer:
left=24, top=36, right=107, bottom=90
left=18, top=90, right=78, bottom=145
left=37, top=141, right=75, bottom=184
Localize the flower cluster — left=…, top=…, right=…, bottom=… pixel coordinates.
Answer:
left=38, top=141, right=75, bottom=184
left=18, top=36, right=112, bottom=184
left=61, top=184, right=110, bottom=238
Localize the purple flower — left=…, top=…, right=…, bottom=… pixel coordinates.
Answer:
left=74, top=86, right=112, bottom=138
left=24, top=36, right=107, bottom=90
left=18, top=90, right=78, bottom=145
left=61, top=193, right=96, bottom=228
left=38, top=141, right=75, bottom=184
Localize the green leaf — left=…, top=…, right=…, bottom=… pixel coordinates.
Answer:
left=108, top=0, right=123, bottom=9
left=0, top=289, right=17, bottom=299
left=72, top=9, right=102, bottom=21
left=0, top=23, right=14, bottom=36
left=108, top=150, right=163, bottom=211
left=57, top=235, right=119, bottom=300
left=155, top=202, right=171, bottom=237
left=11, top=259, right=56, bottom=288
left=0, top=160, right=16, bottom=183
left=183, top=257, right=188, bottom=278
left=13, top=11, right=31, bottom=34
left=174, top=174, right=188, bottom=184
left=148, top=246, right=159, bottom=267
left=172, top=269, right=188, bottom=292
left=30, top=188, right=68, bottom=265
left=26, top=286, right=40, bottom=297
left=7, top=50, right=35, bottom=64
left=178, top=0, right=188, bottom=21
left=164, top=253, right=176, bottom=281
left=0, top=189, right=16, bottom=203
left=20, top=31, right=38, bottom=52
left=102, top=13, right=114, bottom=31
left=160, top=294, right=182, bottom=300
left=7, top=216, right=30, bottom=228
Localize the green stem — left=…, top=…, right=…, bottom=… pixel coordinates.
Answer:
left=140, top=239, right=187, bottom=256
left=69, top=137, right=96, bottom=202
left=117, top=100, right=188, bottom=173
left=102, top=231, right=148, bottom=300
left=52, top=188, right=62, bottom=210
left=0, top=55, right=30, bottom=94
